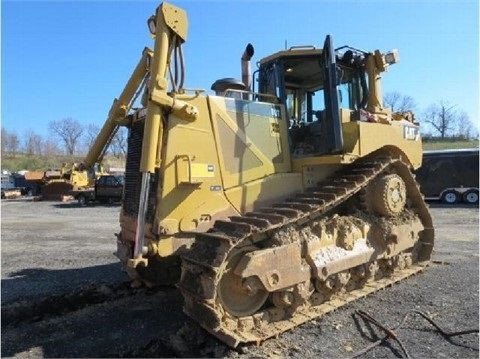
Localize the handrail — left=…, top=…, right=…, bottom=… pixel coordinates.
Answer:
left=288, top=45, right=317, bottom=51
left=220, top=88, right=279, bottom=103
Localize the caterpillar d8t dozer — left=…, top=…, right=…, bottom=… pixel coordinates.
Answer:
left=103, top=1, right=434, bottom=347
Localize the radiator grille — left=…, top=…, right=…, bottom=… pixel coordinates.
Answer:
left=123, top=119, right=157, bottom=223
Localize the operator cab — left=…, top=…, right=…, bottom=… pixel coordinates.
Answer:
left=256, top=36, right=368, bottom=157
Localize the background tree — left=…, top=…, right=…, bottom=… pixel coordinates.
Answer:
left=23, top=130, right=43, bottom=156
left=421, top=101, right=468, bottom=139
left=83, top=123, right=127, bottom=159
left=48, top=118, right=84, bottom=155
left=43, top=139, right=62, bottom=158
left=1, top=128, right=20, bottom=158
left=454, top=111, right=478, bottom=139
left=109, top=127, right=128, bottom=158
left=84, top=123, right=100, bottom=150
left=1, top=127, right=8, bottom=155
left=383, top=91, right=417, bottom=112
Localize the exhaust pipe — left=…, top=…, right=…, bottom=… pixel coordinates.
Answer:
left=241, top=43, right=254, bottom=90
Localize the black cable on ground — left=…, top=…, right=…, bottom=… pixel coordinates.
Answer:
left=349, top=309, right=479, bottom=359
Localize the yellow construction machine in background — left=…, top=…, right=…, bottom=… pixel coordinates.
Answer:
left=42, top=49, right=154, bottom=199
left=40, top=162, right=106, bottom=200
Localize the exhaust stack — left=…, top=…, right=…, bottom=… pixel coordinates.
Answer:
left=241, top=43, right=254, bottom=90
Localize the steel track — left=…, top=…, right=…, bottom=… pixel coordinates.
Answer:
left=178, top=155, right=434, bottom=347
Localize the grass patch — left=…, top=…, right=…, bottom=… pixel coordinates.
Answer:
left=423, top=139, right=479, bottom=151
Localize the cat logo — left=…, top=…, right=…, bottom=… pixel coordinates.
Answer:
left=403, top=125, right=419, bottom=141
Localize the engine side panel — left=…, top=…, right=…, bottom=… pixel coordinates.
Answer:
left=342, top=120, right=423, bottom=168
left=208, top=95, right=302, bottom=214
left=155, top=96, right=238, bottom=235
left=208, top=96, right=292, bottom=189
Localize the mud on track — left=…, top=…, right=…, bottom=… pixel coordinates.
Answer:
left=1, top=199, right=478, bottom=358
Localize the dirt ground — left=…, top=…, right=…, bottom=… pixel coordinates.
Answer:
left=1, top=199, right=478, bottom=358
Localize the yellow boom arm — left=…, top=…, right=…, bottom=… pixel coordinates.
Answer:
left=139, top=1, right=197, bottom=173
left=83, top=47, right=153, bottom=169
left=131, top=2, right=198, bottom=266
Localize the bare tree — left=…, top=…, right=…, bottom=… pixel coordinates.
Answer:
left=1, top=128, right=20, bottom=158
left=43, top=139, right=62, bottom=157
left=24, top=130, right=43, bottom=155
left=454, top=111, right=478, bottom=139
left=49, top=118, right=84, bottom=155
left=1, top=127, right=7, bottom=155
left=84, top=123, right=100, bottom=150
left=383, top=91, right=417, bottom=112
left=421, top=101, right=466, bottom=139
left=84, top=123, right=128, bottom=159
left=32, top=134, right=44, bottom=155
left=109, top=126, right=128, bottom=158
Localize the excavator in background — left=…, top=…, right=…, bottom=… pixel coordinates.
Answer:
left=42, top=49, right=154, bottom=200
left=87, top=1, right=433, bottom=347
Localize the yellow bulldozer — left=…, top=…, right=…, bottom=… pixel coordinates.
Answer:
left=40, top=162, right=106, bottom=200
left=88, top=2, right=433, bottom=347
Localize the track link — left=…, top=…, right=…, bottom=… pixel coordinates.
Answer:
left=178, top=155, right=434, bottom=347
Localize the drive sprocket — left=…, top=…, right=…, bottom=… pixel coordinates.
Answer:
left=369, top=173, right=407, bottom=217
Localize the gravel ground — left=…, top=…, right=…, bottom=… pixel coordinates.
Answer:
left=1, top=199, right=124, bottom=303
left=1, top=199, right=478, bottom=358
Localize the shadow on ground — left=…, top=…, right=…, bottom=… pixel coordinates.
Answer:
left=1, top=263, right=125, bottom=305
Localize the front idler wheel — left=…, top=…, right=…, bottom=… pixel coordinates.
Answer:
left=217, top=246, right=269, bottom=317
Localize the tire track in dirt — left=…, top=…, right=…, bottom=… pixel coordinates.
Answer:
left=2, top=281, right=144, bottom=328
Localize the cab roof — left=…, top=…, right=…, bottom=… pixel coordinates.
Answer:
left=258, top=46, right=323, bottom=65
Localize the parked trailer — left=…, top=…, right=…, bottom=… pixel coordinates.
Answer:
left=414, top=148, right=479, bottom=204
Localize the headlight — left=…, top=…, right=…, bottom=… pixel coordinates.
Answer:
left=384, top=50, right=399, bottom=65
left=147, top=15, right=156, bottom=35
